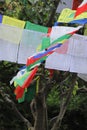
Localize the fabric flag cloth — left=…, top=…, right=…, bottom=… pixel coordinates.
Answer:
left=26, top=26, right=82, bottom=69
left=18, top=83, right=36, bottom=103
left=0, top=39, right=19, bottom=62
left=75, top=0, right=87, bottom=17
left=67, top=34, right=87, bottom=58
left=14, top=66, right=38, bottom=99
left=45, top=33, right=87, bottom=74
left=56, top=0, right=73, bottom=13
left=72, top=0, right=83, bottom=10
left=78, top=73, right=87, bottom=82
left=2, top=15, right=25, bottom=28
left=26, top=43, right=62, bottom=67
left=0, top=23, right=22, bottom=62
left=69, top=18, right=87, bottom=24
left=0, top=24, right=23, bottom=44
left=18, top=29, right=46, bottom=64
left=25, top=21, right=48, bottom=33
left=50, top=26, right=82, bottom=43
left=0, top=14, right=3, bottom=23
left=45, top=52, right=87, bottom=74
left=58, top=8, right=87, bottom=24
left=50, top=26, right=82, bottom=46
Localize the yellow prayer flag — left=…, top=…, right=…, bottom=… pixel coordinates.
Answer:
left=2, top=15, right=25, bottom=29
left=58, top=8, right=75, bottom=23
left=58, top=8, right=87, bottom=23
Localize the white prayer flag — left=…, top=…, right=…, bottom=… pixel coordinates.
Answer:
left=78, top=73, right=87, bottom=81
left=18, top=29, right=46, bottom=64
left=45, top=52, right=71, bottom=71
left=0, top=39, right=18, bottom=62
left=0, top=24, right=23, bottom=44
left=50, top=26, right=82, bottom=43
left=67, top=34, right=87, bottom=58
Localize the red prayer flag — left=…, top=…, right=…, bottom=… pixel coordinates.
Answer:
left=74, top=0, right=87, bottom=17
left=14, top=66, right=38, bottom=99
left=72, top=0, right=83, bottom=10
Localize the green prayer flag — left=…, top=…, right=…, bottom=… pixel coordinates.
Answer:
left=14, top=71, right=30, bottom=86
left=25, top=21, right=48, bottom=33
left=27, top=56, right=47, bottom=71
left=18, top=84, right=36, bottom=103
left=41, top=37, right=50, bottom=50
left=51, top=34, right=72, bottom=45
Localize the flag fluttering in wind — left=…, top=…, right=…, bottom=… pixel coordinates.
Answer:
left=75, top=0, right=87, bottom=17
left=14, top=66, right=38, bottom=99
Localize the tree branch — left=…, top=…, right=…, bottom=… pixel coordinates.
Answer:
left=0, top=90, right=32, bottom=129
left=51, top=73, right=77, bottom=130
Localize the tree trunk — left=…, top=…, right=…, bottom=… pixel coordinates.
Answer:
left=51, top=73, right=77, bottom=130
left=34, top=93, right=48, bottom=130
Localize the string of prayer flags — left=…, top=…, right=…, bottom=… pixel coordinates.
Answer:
left=75, top=0, right=87, bottom=17
left=26, top=43, right=62, bottom=67
left=2, top=15, right=25, bottom=28
left=45, top=34, right=87, bottom=74
left=14, top=66, right=38, bottom=99
left=45, top=53, right=87, bottom=74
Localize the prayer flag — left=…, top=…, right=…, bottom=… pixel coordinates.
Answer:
left=0, top=14, right=3, bottom=23
left=58, top=8, right=87, bottom=23
left=50, top=26, right=82, bottom=44
left=18, top=29, right=45, bottom=64
left=75, top=0, right=87, bottom=17
left=0, top=39, right=19, bottom=62
left=14, top=66, right=38, bottom=99
left=72, top=0, right=83, bottom=10
left=56, top=0, right=73, bottom=13
left=0, top=24, right=23, bottom=44
left=78, top=73, right=87, bottom=82
left=2, top=15, right=25, bottom=28
left=25, top=21, right=48, bottom=33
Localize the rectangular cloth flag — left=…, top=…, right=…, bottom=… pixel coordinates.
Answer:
left=18, top=29, right=46, bottom=64
left=78, top=73, right=87, bottom=81
left=2, top=15, right=25, bottom=28
left=50, top=26, right=82, bottom=43
left=75, top=0, right=87, bottom=17
left=56, top=0, right=73, bottom=13
left=0, top=24, right=23, bottom=63
left=58, top=8, right=87, bottom=23
left=25, top=21, right=48, bottom=33
left=0, top=39, right=18, bottom=62
left=0, top=24, right=23, bottom=44
left=72, top=0, right=83, bottom=10
left=45, top=52, right=87, bottom=74
left=67, top=34, right=87, bottom=58
left=45, top=34, right=87, bottom=74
